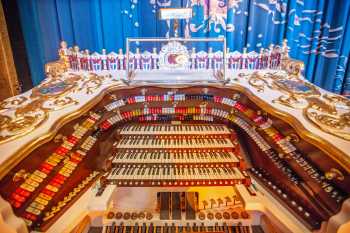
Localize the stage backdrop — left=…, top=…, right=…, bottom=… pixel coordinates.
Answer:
left=17, top=0, right=350, bottom=94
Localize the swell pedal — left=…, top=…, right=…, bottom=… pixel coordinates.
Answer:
left=185, top=192, right=198, bottom=220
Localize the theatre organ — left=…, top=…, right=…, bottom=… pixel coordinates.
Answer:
left=0, top=40, right=349, bottom=233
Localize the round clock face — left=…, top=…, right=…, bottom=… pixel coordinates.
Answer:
left=159, top=41, right=189, bottom=69
left=167, top=53, right=189, bottom=67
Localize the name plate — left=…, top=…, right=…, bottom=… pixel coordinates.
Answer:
left=159, top=8, right=192, bottom=20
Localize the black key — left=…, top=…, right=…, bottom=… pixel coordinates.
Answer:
left=125, top=226, right=132, bottom=233
left=121, top=167, right=127, bottom=175
left=136, top=166, right=142, bottom=175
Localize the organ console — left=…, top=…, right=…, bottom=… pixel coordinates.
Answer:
left=0, top=39, right=349, bottom=233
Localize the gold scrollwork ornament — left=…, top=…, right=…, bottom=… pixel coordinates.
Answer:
left=305, top=110, right=350, bottom=140
left=248, top=72, right=270, bottom=92
left=325, top=168, right=344, bottom=181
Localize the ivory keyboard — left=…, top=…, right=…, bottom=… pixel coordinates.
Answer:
left=106, top=123, right=249, bottom=187
left=107, top=165, right=245, bottom=186
left=116, top=136, right=235, bottom=149
left=112, top=150, right=239, bottom=164
left=120, top=124, right=231, bottom=135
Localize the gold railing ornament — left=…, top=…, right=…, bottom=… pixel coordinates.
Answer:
left=325, top=168, right=344, bottom=181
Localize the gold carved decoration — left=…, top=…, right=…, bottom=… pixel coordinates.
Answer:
left=0, top=72, right=107, bottom=144
left=45, top=41, right=70, bottom=76
left=77, top=73, right=106, bottom=94
left=247, top=72, right=271, bottom=92
left=281, top=57, right=304, bottom=77
left=244, top=71, right=350, bottom=141
left=325, top=168, right=344, bottom=181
